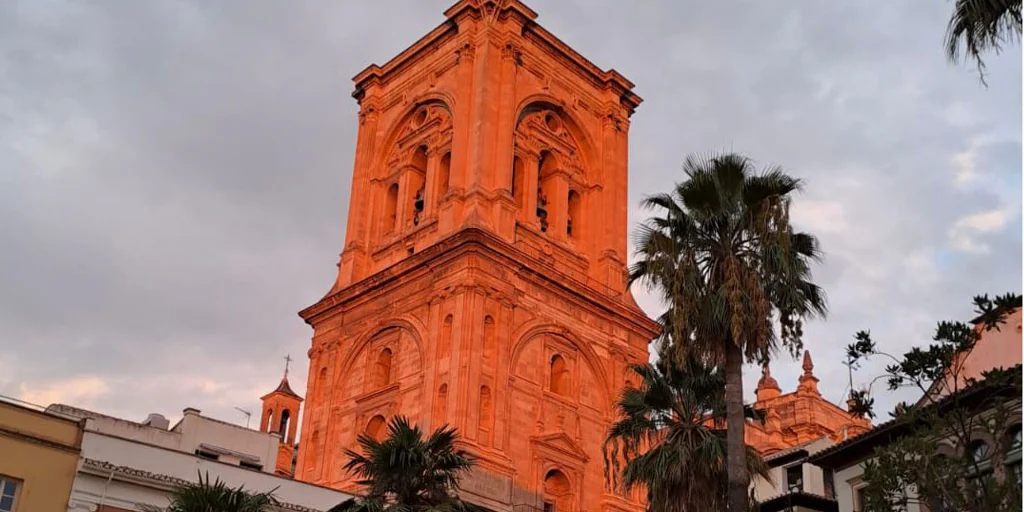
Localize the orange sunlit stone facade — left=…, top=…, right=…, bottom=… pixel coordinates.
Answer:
left=746, top=351, right=872, bottom=455
left=294, top=1, right=659, bottom=511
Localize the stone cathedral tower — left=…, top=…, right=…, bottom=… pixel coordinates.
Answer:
left=295, top=1, right=658, bottom=510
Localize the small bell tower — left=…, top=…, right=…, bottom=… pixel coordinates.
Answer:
left=260, top=355, right=303, bottom=477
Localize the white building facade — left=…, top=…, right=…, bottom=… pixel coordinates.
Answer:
left=48, top=405, right=350, bottom=512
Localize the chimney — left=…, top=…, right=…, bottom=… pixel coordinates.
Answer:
left=142, top=413, right=170, bottom=430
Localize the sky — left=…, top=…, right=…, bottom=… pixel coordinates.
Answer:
left=0, top=0, right=1020, bottom=431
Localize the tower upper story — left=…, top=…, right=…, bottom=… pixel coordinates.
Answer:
left=333, top=0, right=642, bottom=299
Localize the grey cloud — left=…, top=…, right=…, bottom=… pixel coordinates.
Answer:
left=0, top=0, right=1019, bottom=427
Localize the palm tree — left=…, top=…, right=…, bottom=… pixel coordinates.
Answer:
left=945, top=0, right=1021, bottom=83
left=630, top=152, right=826, bottom=511
left=140, top=472, right=278, bottom=512
left=604, top=351, right=771, bottom=512
left=328, top=415, right=483, bottom=512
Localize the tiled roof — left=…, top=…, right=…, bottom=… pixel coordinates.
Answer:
left=764, top=440, right=815, bottom=462
left=81, top=458, right=323, bottom=512
left=807, top=364, right=1021, bottom=468
left=275, top=377, right=300, bottom=397
left=758, top=491, right=838, bottom=512
left=263, top=376, right=302, bottom=400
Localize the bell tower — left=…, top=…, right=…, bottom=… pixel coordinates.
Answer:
left=296, top=1, right=658, bottom=510
left=260, top=357, right=303, bottom=477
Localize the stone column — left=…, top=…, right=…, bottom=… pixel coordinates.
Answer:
left=547, top=173, right=571, bottom=241
left=338, top=97, right=381, bottom=287
left=396, top=168, right=412, bottom=232
left=521, top=148, right=541, bottom=230
left=423, top=148, right=440, bottom=218
left=449, top=40, right=476, bottom=194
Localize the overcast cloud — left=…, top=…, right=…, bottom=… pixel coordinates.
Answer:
left=1, top=0, right=1019, bottom=430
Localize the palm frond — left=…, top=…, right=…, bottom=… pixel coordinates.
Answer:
left=331, top=415, right=478, bottom=512
left=945, top=0, right=1022, bottom=83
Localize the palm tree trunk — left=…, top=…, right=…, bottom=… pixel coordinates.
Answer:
left=725, top=340, right=749, bottom=512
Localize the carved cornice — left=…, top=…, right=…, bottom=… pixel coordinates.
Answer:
left=354, top=383, right=401, bottom=405
left=530, top=432, right=589, bottom=464
left=455, top=41, right=476, bottom=64
left=444, top=0, right=538, bottom=24
left=352, top=19, right=459, bottom=93
left=501, top=41, right=523, bottom=64
left=300, top=227, right=660, bottom=342
left=352, top=1, right=641, bottom=117
left=358, top=100, right=381, bottom=125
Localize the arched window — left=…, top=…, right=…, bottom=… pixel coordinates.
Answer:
left=1006, top=425, right=1023, bottom=486
left=410, top=146, right=428, bottom=225
left=543, top=469, right=572, bottom=512
left=265, top=409, right=274, bottom=433
left=437, top=315, right=454, bottom=359
left=968, top=439, right=991, bottom=462
left=1006, top=424, right=1022, bottom=451
left=537, top=151, right=557, bottom=232
left=512, top=156, right=525, bottom=207
left=483, top=315, right=496, bottom=363
left=374, top=348, right=393, bottom=388
left=279, top=409, right=291, bottom=436
left=438, top=152, right=451, bottom=199
left=412, top=145, right=428, bottom=170
left=433, top=383, right=448, bottom=425
left=385, top=183, right=399, bottom=233
left=567, top=190, right=580, bottom=238
left=550, top=355, right=569, bottom=396
left=478, top=385, right=493, bottom=445
left=365, top=415, right=387, bottom=441
left=539, top=151, right=557, bottom=177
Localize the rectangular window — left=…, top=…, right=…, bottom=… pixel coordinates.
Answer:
left=786, top=464, right=803, bottom=493
left=853, top=486, right=866, bottom=512
left=823, top=468, right=835, bottom=499
left=0, top=477, right=20, bottom=512
left=195, top=449, right=219, bottom=461
left=1009, top=463, right=1022, bottom=487
left=239, top=461, right=263, bottom=471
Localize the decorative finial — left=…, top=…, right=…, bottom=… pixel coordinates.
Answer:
left=283, top=354, right=292, bottom=378
left=802, top=350, right=814, bottom=375
left=798, top=350, right=820, bottom=395
left=755, top=362, right=781, bottom=401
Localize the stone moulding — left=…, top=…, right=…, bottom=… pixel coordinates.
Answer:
left=299, top=227, right=656, bottom=339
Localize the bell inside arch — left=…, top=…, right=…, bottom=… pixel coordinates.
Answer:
left=413, top=187, right=425, bottom=226
left=536, top=187, right=549, bottom=232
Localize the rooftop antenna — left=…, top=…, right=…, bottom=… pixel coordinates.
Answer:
left=234, top=407, right=252, bottom=429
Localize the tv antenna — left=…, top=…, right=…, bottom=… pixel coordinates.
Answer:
left=234, top=407, right=252, bottom=429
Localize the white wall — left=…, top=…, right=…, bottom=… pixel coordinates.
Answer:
left=69, top=431, right=350, bottom=511
left=69, top=472, right=170, bottom=511
left=49, top=405, right=279, bottom=474
left=174, top=410, right=279, bottom=470
left=752, top=466, right=782, bottom=501
left=803, top=462, right=825, bottom=495
left=833, top=462, right=924, bottom=512
left=752, top=437, right=834, bottom=502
